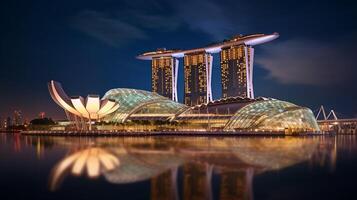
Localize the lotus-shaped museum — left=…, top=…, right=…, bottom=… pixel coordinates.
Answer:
left=48, top=80, right=119, bottom=130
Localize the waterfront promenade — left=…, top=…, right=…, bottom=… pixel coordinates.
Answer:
left=21, top=130, right=323, bottom=137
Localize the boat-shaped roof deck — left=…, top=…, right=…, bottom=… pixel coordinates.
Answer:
left=137, top=33, right=279, bottom=60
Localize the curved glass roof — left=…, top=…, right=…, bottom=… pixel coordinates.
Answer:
left=102, top=88, right=187, bottom=123
left=224, top=99, right=320, bottom=132
left=132, top=100, right=187, bottom=116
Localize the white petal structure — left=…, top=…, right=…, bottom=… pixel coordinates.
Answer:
left=48, top=80, right=119, bottom=130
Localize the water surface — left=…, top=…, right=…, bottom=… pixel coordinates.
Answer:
left=0, top=133, right=356, bottom=200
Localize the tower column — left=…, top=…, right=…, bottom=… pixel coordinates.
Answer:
left=248, top=47, right=254, bottom=99
left=152, top=57, right=177, bottom=100
left=205, top=53, right=213, bottom=103
left=208, top=54, right=213, bottom=102
left=173, top=58, right=179, bottom=102
left=244, top=46, right=255, bottom=99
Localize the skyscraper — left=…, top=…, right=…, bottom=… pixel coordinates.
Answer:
left=5, top=117, right=12, bottom=128
left=151, top=56, right=178, bottom=101
left=13, top=110, right=23, bottom=126
left=184, top=52, right=212, bottom=106
left=221, top=44, right=254, bottom=99
left=39, top=112, right=46, bottom=119
left=137, top=33, right=279, bottom=103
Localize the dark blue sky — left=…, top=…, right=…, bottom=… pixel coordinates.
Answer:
left=1, top=0, right=356, bottom=120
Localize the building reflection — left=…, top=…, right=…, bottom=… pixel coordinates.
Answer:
left=219, top=168, right=254, bottom=200
left=309, top=136, right=338, bottom=172
left=183, top=163, right=213, bottom=200
left=49, top=147, right=120, bottom=191
left=41, top=136, right=345, bottom=199
left=151, top=168, right=179, bottom=200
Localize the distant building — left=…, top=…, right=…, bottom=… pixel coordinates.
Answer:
left=13, top=110, right=23, bottom=126
left=24, top=118, right=29, bottom=126
left=184, top=52, right=213, bottom=106
left=5, top=117, right=12, bottom=128
left=39, top=112, right=46, bottom=119
left=221, top=43, right=254, bottom=98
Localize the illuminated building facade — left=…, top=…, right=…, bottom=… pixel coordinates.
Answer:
left=224, top=99, right=320, bottom=132
left=101, top=88, right=319, bottom=133
left=138, top=33, right=279, bottom=103
left=13, top=110, right=23, bottom=126
left=221, top=44, right=254, bottom=98
left=152, top=56, right=178, bottom=101
left=184, top=52, right=213, bottom=106
left=47, top=33, right=322, bottom=134
left=102, top=88, right=187, bottom=123
left=48, top=80, right=119, bottom=130
left=48, top=82, right=319, bottom=133
left=5, top=117, right=11, bottom=128
left=39, top=112, right=46, bottom=119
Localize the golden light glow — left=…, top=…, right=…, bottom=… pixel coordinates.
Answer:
left=86, top=96, right=100, bottom=114
left=221, top=45, right=250, bottom=98
left=48, top=81, right=119, bottom=122
left=50, top=147, right=120, bottom=191
left=184, top=52, right=210, bottom=106
left=71, top=97, right=89, bottom=118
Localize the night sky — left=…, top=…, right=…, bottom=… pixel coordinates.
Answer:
left=1, top=0, right=356, bottom=120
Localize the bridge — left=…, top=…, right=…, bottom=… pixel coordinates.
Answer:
left=315, top=106, right=357, bottom=134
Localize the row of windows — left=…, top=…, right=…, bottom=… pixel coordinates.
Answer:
left=151, top=46, right=252, bottom=102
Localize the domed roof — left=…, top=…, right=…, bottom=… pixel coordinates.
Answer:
left=102, top=88, right=187, bottom=123
left=224, top=99, right=320, bottom=132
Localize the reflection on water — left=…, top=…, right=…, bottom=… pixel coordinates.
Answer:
left=50, top=147, right=121, bottom=190
left=0, top=134, right=355, bottom=200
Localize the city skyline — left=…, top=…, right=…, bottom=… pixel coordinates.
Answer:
left=0, top=1, right=357, bottom=199
left=1, top=0, right=357, bottom=120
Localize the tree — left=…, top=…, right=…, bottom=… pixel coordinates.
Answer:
left=30, top=117, right=56, bottom=125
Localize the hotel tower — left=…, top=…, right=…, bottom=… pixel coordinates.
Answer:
left=151, top=55, right=179, bottom=101
left=221, top=40, right=254, bottom=98
left=137, top=33, right=279, bottom=105
left=183, top=52, right=213, bottom=106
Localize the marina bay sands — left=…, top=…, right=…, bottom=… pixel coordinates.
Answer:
left=137, top=33, right=279, bottom=105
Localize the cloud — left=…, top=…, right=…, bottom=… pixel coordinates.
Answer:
left=132, top=13, right=180, bottom=31
left=71, top=0, right=245, bottom=46
left=72, top=10, right=148, bottom=47
left=72, top=9, right=182, bottom=47
left=256, top=38, right=355, bottom=86
left=175, top=0, right=236, bottom=40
